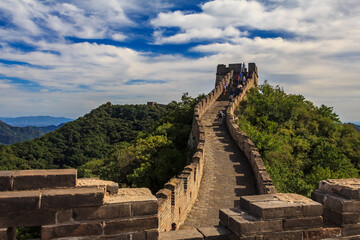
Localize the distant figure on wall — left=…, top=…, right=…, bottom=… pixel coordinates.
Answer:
left=171, top=223, right=177, bottom=231
left=218, top=110, right=225, bottom=125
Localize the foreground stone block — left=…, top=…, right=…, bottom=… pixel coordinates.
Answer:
left=0, top=171, right=13, bottom=191
left=197, top=225, right=231, bottom=240
left=0, top=190, right=39, bottom=213
left=104, top=216, right=158, bottom=235
left=41, top=187, right=104, bottom=209
left=77, top=178, right=119, bottom=195
left=0, top=209, right=56, bottom=228
left=319, top=179, right=360, bottom=200
left=42, top=222, right=103, bottom=239
left=245, top=193, right=322, bottom=220
left=13, top=169, right=77, bottom=190
left=283, top=216, right=323, bottom=230
left=228, top=212, right=282, bottom=235
left=159, top=228, right=203, bottom=240
left=73, top=203, right=131, bottom=221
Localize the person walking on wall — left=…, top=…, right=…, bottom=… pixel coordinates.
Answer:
left=218, top=110, right=225, bottom=125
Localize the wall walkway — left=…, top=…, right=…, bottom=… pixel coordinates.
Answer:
left=181, top=100, right=256, bottom=229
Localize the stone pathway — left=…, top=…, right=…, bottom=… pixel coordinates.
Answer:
left=181, top=101, right=256, bottom=229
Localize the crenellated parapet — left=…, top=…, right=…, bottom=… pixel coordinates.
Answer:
left=224, top=63, right=275, bottom=195
left=156, top=69, right=234, bottom=232
left=0, top=169, right=158, bottom=240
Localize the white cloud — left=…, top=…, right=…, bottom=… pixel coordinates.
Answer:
left=0, top=0, right=359, bottom=122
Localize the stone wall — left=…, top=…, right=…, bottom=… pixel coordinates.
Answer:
left=312, top=178, right=360, bottom=237
left=225, top=64, right=276, bottom=195
left=156, top=71, right=233, bottom=232
left=0, top=169, right=158, bottom=240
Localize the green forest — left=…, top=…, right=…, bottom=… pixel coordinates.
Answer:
left=0, top=94, right=202, bottom=194
left=235, top=81, right=360, bottom=197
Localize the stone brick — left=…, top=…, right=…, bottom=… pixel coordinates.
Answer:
left=132, top=200, right=158, bottom=217
left=197, top=225, right=231, bottom=240
left=324, top=208, right=360, bottom=226
left=302, top=201, right=323, bottom=217
left=159, top=229, right=204, bottom=240
left=240, top=195, right=277, bottom=212
left=249, top=200, right=303, bottom=220
left=56, top=209, right=72, bottom=224
left=0, top=171, right=13, bottom=191
left=132, top=231, right=146, bottom=240
left=228, top=214, right=282, bottom=235
left=12, top=169, right=76, bottom=190
left=0, top=228, right=7, bottom=239
left=146, top=229, right=159, bottom=240
left=283, top=216, right=323, bottom=230
left=311, top=189, right=328, bottom=205
left=41, top=187, right=104, bottom=209
left=0, top=190, right=39, bottom=213
left=303, top=227, right=341, bottom=240
left=0, top=209, right=56, bottom=228
left=73, top=203, right=131, bottom=221
left=262, top=230, right=303, bottom=240
left=324, top=194, right=360, bottom=213
left=342, top=223, right=360, bottom=236
left=42, top=222, right=103, bottom=239
left=104, top=216, right=158, bottom=235
left=219, top=208, right=242, bottom=226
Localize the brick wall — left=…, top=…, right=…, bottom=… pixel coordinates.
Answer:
left=156, top=70, right=233, bottom=232
left=225, top=64, right=276, bottom=195
left=0, top=170, right=158, bottom=240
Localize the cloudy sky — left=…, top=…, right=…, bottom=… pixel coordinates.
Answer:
left=0, top=0, right=359, bottom=122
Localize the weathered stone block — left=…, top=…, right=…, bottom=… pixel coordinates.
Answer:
left=56, top=209, right=72, bottom=224
left=303, top=227, right=341, bottom=240
left=132, top=231, right=146, bottom=240
left=324, top=194, right=360, bottom=213
left=319, top=179, right=360, bottom=200
left=311, top=189, right=327, bottom=205
left=104, top=216, right=158, bottom=235
left=283, top=216, right=323, bottom=230
left=41, top=187, right=104, bottom=209
left=197, top=225, right=231, bottom=240
left=146, top=229, right=159, bottom=240
left=159, top=228, right=204, bottom=240
left=219, top=208, right=242, bottom=226
left=0, top=228, right=6, bottom=239
left=302, top=201, right=323, bottom=217
left=324, top=208, right=360, bottom=226
left=229, top=213, right=282, bottom=235
left=0, top=190, right=39, bottom=213
left=262, top=230, right=303, bottom=240
left=73, top=203, right=131, bottom=221
left=342, top=223, right=360, bottom=236
left=0, top=171, right=13, bottom=191
left=249, top=200, right=303, bottom=220
left=0, top=209, right=56, bottom=228
left=240, top=195, right=277, bottom=212
left=42, top=222, right=103, bottom=239
left=132, top=200, right=158, bottom=217
left=13, top=169, right=76, bottom=190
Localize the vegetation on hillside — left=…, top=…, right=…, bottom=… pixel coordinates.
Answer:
left=0, top=94, right=202, bottom=194
left=0, top=121, right=59, bottom=145
left=235, top=81, right=360, bottom=197
left=78, top=93, right=202, bottom=193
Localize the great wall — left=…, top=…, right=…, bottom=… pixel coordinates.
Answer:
left=1, top=63, right=360, bottom=239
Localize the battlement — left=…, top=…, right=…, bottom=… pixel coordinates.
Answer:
left=0, top=170, right=158, bottom=240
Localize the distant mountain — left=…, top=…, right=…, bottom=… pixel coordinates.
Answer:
left=0, top=121, right=60, bottom=145
left=0, top=116, right=73, bottom=127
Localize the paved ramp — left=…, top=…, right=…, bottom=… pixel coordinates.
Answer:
left=181, top=101, right=256, bottom=228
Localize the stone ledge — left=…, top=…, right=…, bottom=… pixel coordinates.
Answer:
left=159, top=228, right=204, bottom=240
left=0, top=169, right=77, bottom=191
left=77, top=178, right=119, bottom=195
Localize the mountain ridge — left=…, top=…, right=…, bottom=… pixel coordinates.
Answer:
left=0, top=116, right=73, bottom=127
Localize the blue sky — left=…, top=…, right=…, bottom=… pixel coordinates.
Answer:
left=0, top=0, right=359, bottom=122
